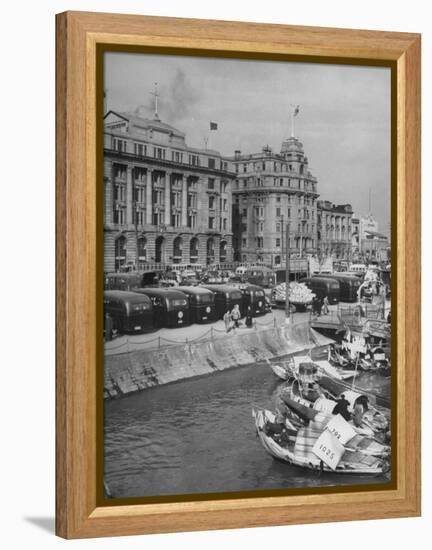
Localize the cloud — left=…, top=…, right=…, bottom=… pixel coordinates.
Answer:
left=160, top=69, right=200, bottom=123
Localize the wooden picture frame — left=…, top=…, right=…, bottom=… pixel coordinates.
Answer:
left=56, top=11, right=421, bottom=539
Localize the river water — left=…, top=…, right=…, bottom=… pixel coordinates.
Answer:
left=104, top=362, right=391, bottom=499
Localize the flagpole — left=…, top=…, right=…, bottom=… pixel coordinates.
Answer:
left=291, top=108, right=294, bottom=138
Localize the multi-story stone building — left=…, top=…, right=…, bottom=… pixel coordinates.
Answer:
left=358, top=214, right=389, bottom=262
left=104, top=108, right=235, bottom=272
left=317, top=201, right=353, bottom=259
left=230, top=137, right=319, bottom=266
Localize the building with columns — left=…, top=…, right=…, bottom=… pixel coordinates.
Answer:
left=317, top=201, right=353, bottom=259
left=356, top=213, right=389, bottom=262
left=230, top=137, right=319, bottom=266
left=104, top=109, right=235, bottom=272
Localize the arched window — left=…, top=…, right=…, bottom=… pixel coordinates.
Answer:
left=115, top=235, right=127, bottom=271
left=190, top=237, right=199, bottom=263
left=207, top=238, right=215, bottom=265
left=137, top=237, right=146, bottom=260
left=219, top=241, right=227, bottom=263
left=173, top=236, right=183, bottom=264
left=155, top=236, right=164, bottom=264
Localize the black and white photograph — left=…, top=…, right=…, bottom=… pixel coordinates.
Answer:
left=102, top=51, right=392, bottom=500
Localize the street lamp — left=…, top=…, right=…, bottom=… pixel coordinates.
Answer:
left=285, top=221, right=291, bottom=324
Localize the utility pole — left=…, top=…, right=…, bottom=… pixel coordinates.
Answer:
left=281, top=214, right=284, bottom=266
left=133, top=168, right=139, bottom=271
left=285, top=221, right=291, bottom=323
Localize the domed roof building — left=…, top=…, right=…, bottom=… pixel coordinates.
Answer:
left=228, top=134, right=319, bottom=270
left=103, top=106, right=235, bottom=272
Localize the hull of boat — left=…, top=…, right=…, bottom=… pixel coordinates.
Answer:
left=253, top=408, right=389, bottom=476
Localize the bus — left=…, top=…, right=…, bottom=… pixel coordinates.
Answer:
left=104, top=290, right=154, bottom=334
left=244, top=266, right=276, bottom=289
left=313, top=273, right=361, bottom=303
left=234, top=283, right=267, bottom=316
left=133, top=288, right=190, bottom=328
left=177, top=286, right=217, bottom=323
left=200, top=284, right=243, bottom=319
left=104, top=271, right=160, bottom=290
left=299, top=277, right=340, bottom=305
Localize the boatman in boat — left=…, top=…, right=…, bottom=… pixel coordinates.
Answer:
left=332, top=394, right=351, bottom=421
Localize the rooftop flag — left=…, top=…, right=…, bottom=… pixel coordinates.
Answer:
left=294, top=105, right=300, bottom=117
left=210, top=121, right=218, bottom=130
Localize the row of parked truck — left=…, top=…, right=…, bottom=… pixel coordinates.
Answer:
left=104, top=283, right=268, bottom=335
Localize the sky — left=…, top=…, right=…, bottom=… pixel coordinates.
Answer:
left=105, top=52, right=391, bottom=234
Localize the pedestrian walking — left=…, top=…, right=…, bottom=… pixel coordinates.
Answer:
left=312, top=295, right=321, bottom=317
left=223, top=310, right=232, bottom=333
left=321, top=295, right=329, bottom=315
left=231, top=304, right=241, bottom=328
left=245, top=305, right=253, bottom=328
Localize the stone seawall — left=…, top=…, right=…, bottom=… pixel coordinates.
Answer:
left=104, top=322, right=331, bottom=399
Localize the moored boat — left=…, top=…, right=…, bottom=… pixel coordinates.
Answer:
left=317, top=374, right=391, bottom=410
left=253, top=408, right=390, bottom=476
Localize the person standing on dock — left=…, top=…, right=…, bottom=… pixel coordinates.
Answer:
left=231, top=304, right=242, bottom=329
left=321, top=295, right=329, bottom=315
left=223, top=310, right=232, bottom=333
left=245, top=305, right=253, bottom=328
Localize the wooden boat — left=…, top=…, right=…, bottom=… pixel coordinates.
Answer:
left=253, top=408, right=390, bottom=475
left=268, top=355, right=354, bottom=382
left=268, top=361, right=292, bottom=381
left=317, top=375, right=391, bottom=409
left=280, top=387, right=389, bottom=439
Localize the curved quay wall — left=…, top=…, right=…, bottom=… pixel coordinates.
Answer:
left=104, top=322, right=332, bottom=399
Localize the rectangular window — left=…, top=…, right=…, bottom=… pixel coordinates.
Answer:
left=276, top=195, right=281, bottom=202
left=189, top=154, right=199, bottom=166
left=187, top=213, right=197, bottom=228
left=136, top=210, right=145, bottom=226
left=114, top=165, right=126, bottom=180
left=276, top=222, right=281, bottom=232
left=113, top=138, right=127, bottom=152
left=134, top=186, right=145, bottom=203
left=171, top=213, right=181, bottom=227
left=113, top=206, right=126, bottom=225
left=134, top=143, right=146, bottom=156
left=187, top=193, right=197, bottom=209
left=223, top=218, right=227, bottom=230
left=276, top=207, right=281, bottom=217
left=242, top=238, right=247, bottom=247
left=208, top=178, right=215, bottom=189
left=208, top=216, right=215, bottom=229
left=209, top=196, right=215, bottom=210
left=276, top=238, right=281, bottom=247
left=208, top=158, right=216, bottom=169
